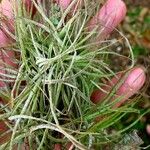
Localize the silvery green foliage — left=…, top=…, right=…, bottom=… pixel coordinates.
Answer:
left=114, top=130, right=143, bottom=150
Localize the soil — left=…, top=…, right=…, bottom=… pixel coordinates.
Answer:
left=126, top=0, right=150, bottom=8
left=121, top=0, right=150, bottom=147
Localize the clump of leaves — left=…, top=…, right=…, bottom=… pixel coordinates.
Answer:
left=0, top=0, right=148, bottom=149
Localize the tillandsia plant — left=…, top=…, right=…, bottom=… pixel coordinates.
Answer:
left=0, top=0, right=148, bottom=149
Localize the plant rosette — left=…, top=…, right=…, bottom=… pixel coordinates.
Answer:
left=0, top=0, right=147, bottom=149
